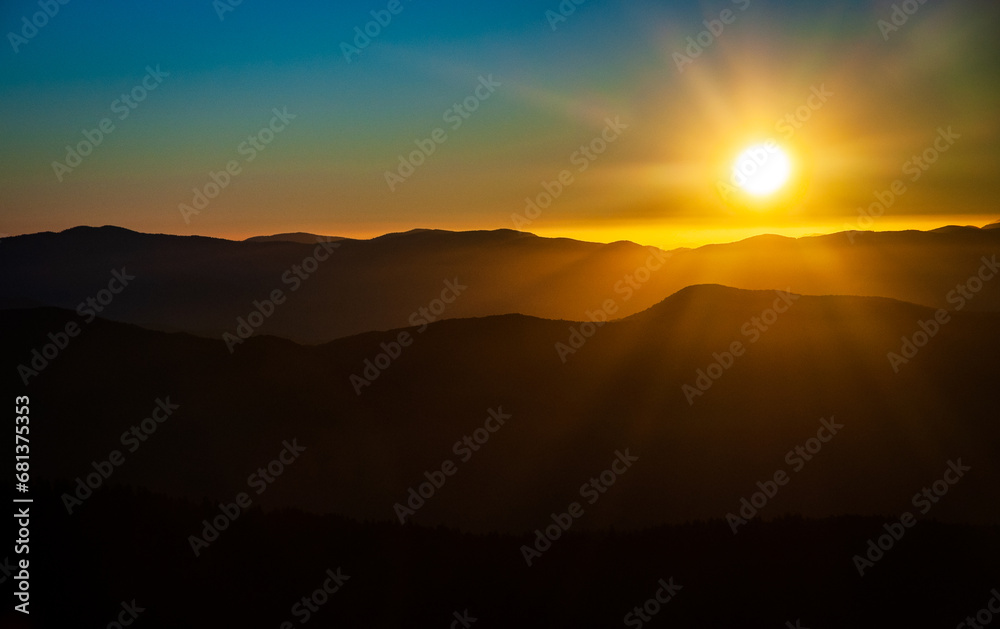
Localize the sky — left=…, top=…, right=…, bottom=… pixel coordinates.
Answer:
left=2, top=0, right=999, bottom=249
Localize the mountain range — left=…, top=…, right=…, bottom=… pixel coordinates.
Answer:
left=9, top=283, right=998, bottom=532
left=3, top=224, right=999, bottom=343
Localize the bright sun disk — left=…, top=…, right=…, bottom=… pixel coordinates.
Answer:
left=732, top=143, right=792, bottom=196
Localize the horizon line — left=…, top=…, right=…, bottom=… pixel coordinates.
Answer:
left=5, top=216, right=1000, bottom=252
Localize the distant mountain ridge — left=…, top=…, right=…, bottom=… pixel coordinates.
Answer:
left=245, top=232, right=345, bottom=244
left=2, top=224, right=999, bottom=343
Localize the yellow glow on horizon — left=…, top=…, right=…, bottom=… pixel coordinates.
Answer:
left=197, top=217, right=999, bottom=253
left=526, top=215, right=997, bottom=251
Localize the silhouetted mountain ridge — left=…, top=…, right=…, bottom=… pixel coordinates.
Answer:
left=245, top=232, right=345, bottom=244
left=3, top=224, right=999, bottom=342
left=7, top=285, right=998, bottom=532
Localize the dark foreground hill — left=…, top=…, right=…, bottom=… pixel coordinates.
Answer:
left=7, top=286, right=999, bottom=532
left=2, top=224, right=999, bottom=343
left=9, top=483, right=998, bottom=629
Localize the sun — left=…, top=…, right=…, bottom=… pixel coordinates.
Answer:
left=732, top=143, right=793, bottom=196
left=712, top=139, right=808, bottom=212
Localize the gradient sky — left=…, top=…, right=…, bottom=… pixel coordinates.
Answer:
left=2, top=0, right=998, bottom=248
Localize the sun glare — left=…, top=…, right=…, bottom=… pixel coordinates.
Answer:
left=732, top=143, right=792, bottom=196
